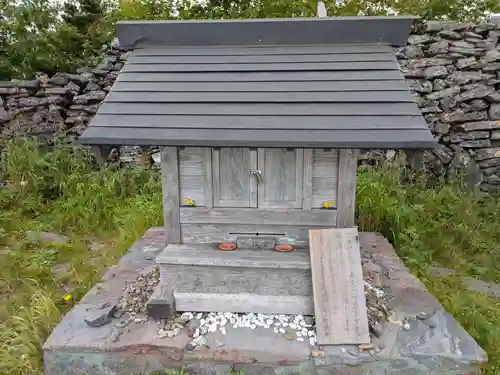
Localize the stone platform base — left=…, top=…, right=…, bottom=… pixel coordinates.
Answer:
left=43, top=227, right=487, bottom=375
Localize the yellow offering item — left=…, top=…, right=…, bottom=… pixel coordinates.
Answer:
left=183, top=198, right=196, bottom=206
left=321, top=200, right=334, bottom=209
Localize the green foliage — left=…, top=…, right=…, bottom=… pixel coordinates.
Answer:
left=3, top=0, right=500, bottom=80
left=356, top=163, right=500, bottom=282
left=117, top=0, right=177, bottom=20
left=356, top=162, right=500, bottom=375
left=0, top=0, right=115, bottom=80
left=175, top=0, right=314, bottom=20
left=0, top=140, right=162, bottom=235
left=324, top=0, right=500, bottom=20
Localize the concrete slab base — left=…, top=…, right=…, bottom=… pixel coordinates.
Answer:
left=43, top=227, right=487, bottom=375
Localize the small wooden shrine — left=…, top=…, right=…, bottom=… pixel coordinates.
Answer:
left=79, top=16, right=435, bottom=345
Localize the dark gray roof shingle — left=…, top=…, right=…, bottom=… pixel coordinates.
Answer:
left=79, top=18, right=435, bottom=149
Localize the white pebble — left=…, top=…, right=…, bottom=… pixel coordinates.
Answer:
left=220, top=327, right=227, bottom=335
left=196, top=313, right=202, bottom=319
left=250, top=324, right=256, bottom=330
left=296, top=332, right=302, bottom=338
left=279, top=328, right=286, bottom=334
left=193, top=328, right=200, bottom=338
left=308, top=330, right=315, bottom=337
left=273, top=327, right=279, bottom=333
left=297, top=337, right=304, bottom=342
left=266, top=319, right=274, bottom=325
left=275, top=322, right=281, bottom=327
left=341, top=348, right=347, bottom=353
left=403, top=323, right=411, bottom=331
left=181, top=312, right=193, bottom=320
left=309, top=338, right=315, bottom=346
left=282, top=322, right=288, bottom=327
left=200, top=318, right=206, bottom=325
left=301, top=328, right=308, bottom=336
left=233, top=324, right=238, bottom=329
left=289, top=323, right=297, bottom=329
left=299, top=320, right=306, bottom=327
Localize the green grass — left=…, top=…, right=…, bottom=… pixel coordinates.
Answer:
left=0, top=141, right=499, bottom=375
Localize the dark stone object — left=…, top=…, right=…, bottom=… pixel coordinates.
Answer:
left=427, top=41, right=449, bottom=56
left=441, top=110, right=487, bottom=124
left=84, top=303, right=117, bottom=327
left=407, top=34, right=433, bottom=45
left=456, top=85, right=495, bottom=102
left=437, top=30, right=462, bottom=40
left=489, top=104, right=500, bottom=120
left=456, top=57, right=479, bottom=70
left=424, top=66, right=448, bottom=79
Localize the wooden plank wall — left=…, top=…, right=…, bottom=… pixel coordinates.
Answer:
left=336, top=149, right=358, bottom=228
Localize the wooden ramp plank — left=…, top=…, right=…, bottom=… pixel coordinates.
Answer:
left=174, top=292, right=314, bottom=315
left=308, top=228, right=370, bottom=345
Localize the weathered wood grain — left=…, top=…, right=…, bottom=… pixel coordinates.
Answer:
left=203, top=148, right=213, bottom=207
left=308, top=228, right=369, bottom=345
left=312, top=149, right=339, bottom=209
left=258, top=148, right=303, bottom=209
left=178, top=147, right=206, bottom=206
left=156, top=243, right=310, bottom=269
left=163, top=263, right=312, bottom=296
left=174, top=292, right=314, bottom=315
left=302, top=149, right=314, bottom=210
left=336, top=148, right=358, bottom=228
left=212, top=148, right=257, bottom=208
left=179, top=207, right=337, bottom=226
left=160, top=147, right=181, bottom=244
left=180, top=223, right=330, bottom=246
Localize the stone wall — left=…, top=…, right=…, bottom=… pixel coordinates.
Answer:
left=396, top=20, right=500, bottom=191
left=0, top=41, right=125, bottom=147
left=0, top=20, right=500, bottom=190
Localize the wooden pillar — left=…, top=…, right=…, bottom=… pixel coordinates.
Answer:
left=336, top=149, right=358, bottom=228
left=90, top=145, right=114, bottom=165
left=160, top=147, right=181, bottom=245
left=406, top=149, right=425, bottom=171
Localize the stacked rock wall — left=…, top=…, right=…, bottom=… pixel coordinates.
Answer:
left=0, top=21, right=500, bottom=190
left=397, top=20, right=500, bottom=191
left=0, top=43, right=125, bottom=146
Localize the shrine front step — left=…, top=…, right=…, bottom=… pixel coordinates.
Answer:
left=155, top=243, right=312, bottom=269
left=147, top=243, right=315, bottom=319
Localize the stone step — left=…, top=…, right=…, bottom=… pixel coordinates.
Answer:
left=147, top=262, right=313, bottom=318
left=155, top=243, right=311, bottom=269
left=173, top=292, right=314, bottom=315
